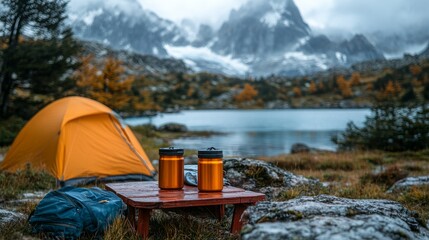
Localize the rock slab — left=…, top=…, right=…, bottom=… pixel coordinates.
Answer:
left=223, top=158, right=319, bottom=200
left=0, top=209, right=24, bottom=226
left=388, top=176, right=429, bottom=193
left=242, top=195, right=429, bottom=240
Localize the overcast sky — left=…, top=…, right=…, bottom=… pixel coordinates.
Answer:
left=136, top=0, right=429, bottom=35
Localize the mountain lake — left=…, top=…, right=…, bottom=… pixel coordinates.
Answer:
left=125, top=109, right=370, bottom=157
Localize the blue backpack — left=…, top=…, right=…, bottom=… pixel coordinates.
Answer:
left=29, top=186, right=126, bottom=239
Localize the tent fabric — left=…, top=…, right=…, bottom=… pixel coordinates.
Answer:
left=0, top=96, right=155, bottom=182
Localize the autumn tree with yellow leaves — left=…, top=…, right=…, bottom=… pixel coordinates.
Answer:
left=376, top=80, right=402, bottom=101
left=308, top=81, right=317, bottom=94
left=235, top=83, right=258, bottom=103
left=385, top=80, right=401, bottom=97
left=350, top=72, right=361, bottom=86
left=317, top=81, right=325, bottom=93
left=74, top=55, right=134, bottom=111
left=384, top=81, right=396, bottom=96
left=336, top=75, right=353, bottom=98
left=409, top=65, right=422, bottom=76
left=292, top=87, right=302, bottom=97
left=133, top=89, right=160, bottom=111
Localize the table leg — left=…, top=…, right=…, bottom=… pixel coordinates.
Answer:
left=127, top=205, right=136, bottom=229
left=231, top=204, right=248, bottom=234
left=215, top=205, right=225, bottom=221
left=137, top=208, right=152, bottom=239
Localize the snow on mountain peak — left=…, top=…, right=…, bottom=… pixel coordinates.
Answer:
left=259, top=0, right=293, bottom=28
left=165, top=45, right=249, bottom=76
left=82, top=8, right=103, bottom=25
left=261, top=11, right=282, bottom=28
left=269, top=0, right=288, bottom=13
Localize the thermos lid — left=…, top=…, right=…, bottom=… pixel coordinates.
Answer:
left=198, top=147, right=223, bottom=158
left=159, top=147, right=184, bottom=156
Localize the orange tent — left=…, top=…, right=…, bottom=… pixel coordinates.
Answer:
left=0, top=96, right=155, bottom=185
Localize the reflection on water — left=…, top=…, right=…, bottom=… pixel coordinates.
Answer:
left=171, top=130, right=340, bottom=157
left=126, top=109, right=370, bottom=157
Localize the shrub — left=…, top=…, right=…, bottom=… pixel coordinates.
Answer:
left=333, top=103, right=429, bottom=151
left=130, top=124, right=158, bottom=138
left=360, top=165, right=408, bottom=187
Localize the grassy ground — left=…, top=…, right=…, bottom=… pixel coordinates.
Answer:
left=1, top=128, right=428, bottom=239
left=261, top=150, right=429, bottom=222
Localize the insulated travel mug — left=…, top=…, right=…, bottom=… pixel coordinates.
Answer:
left=198, top=147, right=223, bottom=192
left=159, top=147, right=184, bottom=190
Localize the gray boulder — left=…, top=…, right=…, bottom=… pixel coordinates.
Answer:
left=10, top=191, right=48, bottom=204
left=0, top=209, right=24, bottom=226
left=290, top=143, right=311, bottom=154
left=242, top=195, right=429, bottom=240
left=290, top=142, right=333, bottom=154
left=184, top=154, right=198, bottom=165
left=223, top=158, right=319, bottom=199
left=158, top=123, right=188, bottom=132
left=388, top=176, right=429, bottom=193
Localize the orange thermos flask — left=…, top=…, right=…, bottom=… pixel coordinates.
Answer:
left=158, top=147, right=184, bottom=190
left=198, top=147, right=223, bottom=192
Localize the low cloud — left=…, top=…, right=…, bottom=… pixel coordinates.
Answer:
left=296, top=0, right=429, bottom=35
left=137, top=0, right=247, bottom=27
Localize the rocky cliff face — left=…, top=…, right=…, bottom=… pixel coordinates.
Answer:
left=212, top=0, right=310, bottom=58
left=81, top=41, right=188, bottom=76
left=197, top=0, right=384, bottom=76
left=339, top=34, right=385, bottom=63
left=192, top=24, right=215, bottom=48
left=70, top=0, right=188, bottom=56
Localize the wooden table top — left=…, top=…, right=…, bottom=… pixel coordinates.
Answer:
left=105, top=181, right=265, bottom=209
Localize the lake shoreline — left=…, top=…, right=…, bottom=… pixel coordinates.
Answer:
left=124, top=107, right=372, bottom=119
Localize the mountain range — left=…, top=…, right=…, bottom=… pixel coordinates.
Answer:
left=68, top=0, right=425, bottom=77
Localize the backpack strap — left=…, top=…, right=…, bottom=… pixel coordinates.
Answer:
left=54, top=190, right=100, bottom=232
left=78, top=197, right=100, bottom=233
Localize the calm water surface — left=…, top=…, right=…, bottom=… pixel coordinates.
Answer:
left=126, top=109, right=370, bottom=157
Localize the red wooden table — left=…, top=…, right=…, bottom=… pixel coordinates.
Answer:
left=105, top=181, right=265, bottom=238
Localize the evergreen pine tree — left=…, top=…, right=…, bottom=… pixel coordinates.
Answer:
left=0, top=0, right=78, bottom=117
left=401, top=87, right=417, bottom=102
left=423, top=83, right=429, bottom=101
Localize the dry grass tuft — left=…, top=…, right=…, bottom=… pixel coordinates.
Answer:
left=104, top=216, right=139, bottom=240
left=262, top=152, right=371, bottom=172
left=397, top=186, right=429, bottom=222
left=148, top=210, right=236, bottom=240
left=360, top=165, right=409, bottom=187
left=0, top=218, right=31, bottom=240
left=0, top=167, right=55, bottom=200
